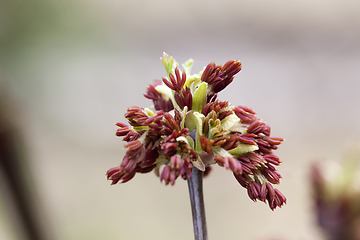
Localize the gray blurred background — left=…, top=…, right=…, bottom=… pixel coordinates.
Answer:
left=1, top=0, right=360, bottom=239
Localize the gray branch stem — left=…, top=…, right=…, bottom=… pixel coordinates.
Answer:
left=187, top=167, right=208, bottom=240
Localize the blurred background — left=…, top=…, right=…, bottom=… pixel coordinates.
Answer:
left=1, top=0, right=360, bottom=239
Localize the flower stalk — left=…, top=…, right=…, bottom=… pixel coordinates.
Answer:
left=188, top=167, right=208, bottom=240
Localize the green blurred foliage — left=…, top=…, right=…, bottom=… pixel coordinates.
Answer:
left=0, top=0, right=60, bottom=53
left=0, top=0, right=101, bottom=62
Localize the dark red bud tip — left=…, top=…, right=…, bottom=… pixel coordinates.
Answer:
left=222, top=60, right=242, bottom=76
left=275, top=188, right=287, bottom=204
left=260, top=183, right=267, bottom=202
left=238, top=135, right=257, bottom=145
left=266, top=182, right=275, bottom=204
left=106, top=166, right=120, bottom=179
left=266, top=137, right=284, bottom=145
left=233, top=173, right=250, bottom=188
left=247, top=152, right=265, bottom=166
left=115, top=122, right=128, bottom=127
left=175, top=68, right=181, bottom=87
left=247, top=182, right=260, bottom=201
left=162, top=77, right=176, bottom=90
left=160, top=165, right=171, bottom=185
left=247, top=120, right=266, bottom=134
left=169, top=73, right=179, bottom=90
left=201, top=62, right=216, bottom=82
left=263, top=154, right=281, bottom=165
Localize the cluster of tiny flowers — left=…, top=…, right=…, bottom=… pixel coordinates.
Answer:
left=107, top=53, right=286, bottom=210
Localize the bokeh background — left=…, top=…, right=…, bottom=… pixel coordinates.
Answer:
left=1, top=0, right=360, bottom=239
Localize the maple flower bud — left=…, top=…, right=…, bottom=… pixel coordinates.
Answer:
left=107, top=53, right=286, bottom=210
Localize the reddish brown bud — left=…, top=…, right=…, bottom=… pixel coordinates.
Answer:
left=233, top=106, right=256, bottom=123
left=160, top=165, right=171, bottom=185
left=222, top=60, right=242, bottom=76
left=200, top=135, right=213, bottom=154
left=234, top=173, right=250, bottom=188
left=247, top=120, right=266, bottom=134
left=215, top=155, right=242, bottom=175
left=238, top=134, right=257, bottom=145
left=201, top=62, right=217, bottom=83
left=266, top=182, right=275, bottom=204
left=260, top=183, right=267, bottom=202
left=262, top=169, right=281, bottom=184
left=265, top=137, right=284, bottom=145
left=263, top=154, right=281, bottom=166
left=247, top=181, right=260, bottom=201
left=247, top=152, right=265, bottom=166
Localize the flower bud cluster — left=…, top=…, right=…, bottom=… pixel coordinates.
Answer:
left=107, top=53, right=286, bottom=210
